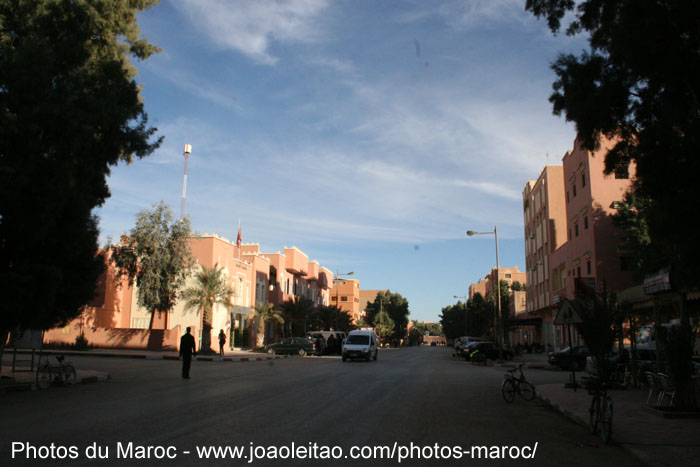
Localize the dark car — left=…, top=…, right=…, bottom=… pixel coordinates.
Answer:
left=463, top=342, right=514, bottom=361
left=266, top=337, right=318, bottom=356
left=548, top=346, right=590, bottom=370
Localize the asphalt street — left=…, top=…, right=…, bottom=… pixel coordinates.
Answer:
left=1, top=347, right=640, bottom=466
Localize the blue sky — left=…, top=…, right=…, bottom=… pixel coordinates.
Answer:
left=97, top=0, right=585, bottom=323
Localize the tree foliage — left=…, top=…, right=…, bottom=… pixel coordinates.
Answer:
left=364, top=290, right=409, bottom=341
left=109, top=202, right=194, bottom=328
left=308, top=305, right=354, bottom=333
left=280, top=296, right=314, bottom=337
left=0, top=0, right=161, bottom=348
left=374, top=311, right=395, bottom=343
left=252, top=301, right=283, bottom=348
left=180, top=264, right=234, bottom=354
left=440, top=293, right=494, bottom=340
left=526, top=0, right=700, bottom=288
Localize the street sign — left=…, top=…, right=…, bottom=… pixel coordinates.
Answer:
left=553, top=300, right=583, bottom=325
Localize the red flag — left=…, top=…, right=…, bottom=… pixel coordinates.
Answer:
left=236, top=224, right=241, bottom=247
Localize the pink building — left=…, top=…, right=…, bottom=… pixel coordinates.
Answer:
left=520, top=135, right=635, bottom=350
left=44, top=235, right=334, bottom=351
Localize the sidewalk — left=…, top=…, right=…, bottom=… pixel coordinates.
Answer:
left=0, top=366, right=111, bottom=393
left=536, top=377, right=700, bottom=467
left=0, top=348, right=288, bottom=393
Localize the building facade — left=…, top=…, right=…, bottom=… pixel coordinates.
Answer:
left=44, top=234, right=335, bottom=351
left=520, top=135, right=635, bottom=350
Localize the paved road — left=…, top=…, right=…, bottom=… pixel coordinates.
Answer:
left=1, top=347, right=639, bottom=466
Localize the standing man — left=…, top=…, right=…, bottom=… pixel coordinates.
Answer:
left=180, top=327, right=196, bottom=379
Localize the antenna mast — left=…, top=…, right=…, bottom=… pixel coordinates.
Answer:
left=181, top=144, right=192, bottom=220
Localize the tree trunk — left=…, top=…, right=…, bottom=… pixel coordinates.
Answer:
left=200, top=305, right=214, bottom=354
left=0, top=329, right=8, bottom=378
left=256, top=318, right=266, bottom=348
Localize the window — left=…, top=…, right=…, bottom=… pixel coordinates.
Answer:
left=341, top=296, right=348, bottom=302
left=574, top=223, right=579, bottom=237
left=505, top=273, right=512, bottom=278
left=581, top=173, right=586, bottom=187
left=587, top=261, right=591, bottom=275
left=573, top=183, right=577, bottom=197
left=566, top=191, right=570, bottom=203
left=584, top=216, right=589, bottom=230
left=577, top=266, right=581, bottom=277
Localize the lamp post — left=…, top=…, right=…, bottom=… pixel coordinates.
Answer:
left=334, top=270, right=354, bottom=318
left=467, top=227, right=502, bottom=357
left=454, top=294, right=468, bottom=336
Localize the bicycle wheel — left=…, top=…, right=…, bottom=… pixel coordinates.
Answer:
left=588, top=396, right=600, bottom=434
left=61, top=365, right=77, bottom=386
left=520, top=381, right=536, bottom=401
left=36, top=366, right=52, bottom=390
left=502, top=379, right=516, bottom=403
left=600, top=396, right=613, bottom=444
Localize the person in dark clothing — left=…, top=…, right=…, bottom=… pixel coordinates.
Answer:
left=180, top=327, right=196, bottom=379
left=326, top=334, right=337, bottom=355
left=218, top=329, right=227, bottom=356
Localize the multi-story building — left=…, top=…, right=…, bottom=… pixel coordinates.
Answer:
left=520, top=135, right=635, bottom=350
left=358, top=289, right=387, bottom=321
left=330, top=278, right=361, bottom=323
left=469, top=267, right=526, bottom=300
left=44, top=234, right=334, bottom=350
left=518, top=166, right=568, bottom=347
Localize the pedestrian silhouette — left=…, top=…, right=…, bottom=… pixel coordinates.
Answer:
left=218, top=329, right=226, bottom=356
left=180, top=327, right=196, bottom=379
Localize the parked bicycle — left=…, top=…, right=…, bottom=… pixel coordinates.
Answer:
left=502, top=363, right=536, bottom=403
left=584, top=376, right=613, bottom=444
left=36, top=355, right=76, bottom=389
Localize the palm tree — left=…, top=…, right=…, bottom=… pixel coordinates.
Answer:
left=252, top=301, right=284, bottom=348
left=280, top=296, right=315, bottom=337
left=181, top=264, right=234, bottom=354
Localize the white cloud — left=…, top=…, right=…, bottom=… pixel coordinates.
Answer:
left=174, top=0, right=330, bottom=65
left=396, top=0, right=534, bottom=30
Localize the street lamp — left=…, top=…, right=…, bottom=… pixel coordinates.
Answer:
left=466, top=227, right=502, bottom=355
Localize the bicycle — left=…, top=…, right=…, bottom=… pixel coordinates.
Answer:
left=502, top=363, right=536, bottom=403
left=36, top=355, right=77, bottom=389
left=584, top=376, right=613, bottom=444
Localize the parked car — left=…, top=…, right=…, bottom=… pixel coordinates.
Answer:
left=463, top=342, right=514, bottom=361
left=454, top=336, right=487, bottom=357
left=266, top=337, right=318, bottom=356
left=548, top=346, right=590, bottom=370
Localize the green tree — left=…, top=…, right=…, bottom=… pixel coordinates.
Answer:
left=109, top=202, right=194, bottom=329
left=251, top=301, right=284, bottom=348
left=375, top=311, right=395, bottom=344
left=180, top=264, right=234, bottom=354
left=408, top=326, right=424, bottom=346
left=308, top=305, right=354, bottom=333
left=280, top=296, right=314, bottom=337
left=527, top=0, right=700, bottom=409
left=365, top=290, right=409, bottom=341
left=526, top=0, right=700, bottom=288
left=0, top=0, right=161, bottom=373
left=439, top=302, right=467, bottom=340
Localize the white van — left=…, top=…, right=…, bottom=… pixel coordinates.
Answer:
left=342, top=330, right=378, bottom=362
